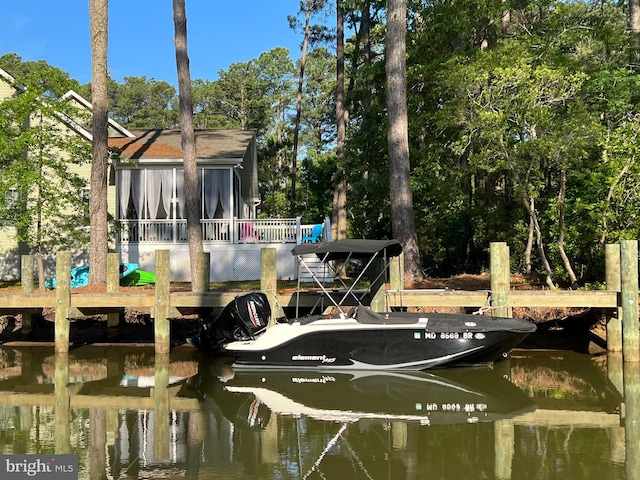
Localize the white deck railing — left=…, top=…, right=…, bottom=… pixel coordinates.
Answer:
left=118, top=217, right=323, bottom=245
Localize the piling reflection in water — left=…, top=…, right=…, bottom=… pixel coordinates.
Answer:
left=0, top=346, right=630, bottom=479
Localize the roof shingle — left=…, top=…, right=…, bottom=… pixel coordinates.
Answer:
left=109, top=129, right=255, bottom=160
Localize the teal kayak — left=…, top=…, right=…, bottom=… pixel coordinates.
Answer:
left=45, top=262, right=139, bottom=289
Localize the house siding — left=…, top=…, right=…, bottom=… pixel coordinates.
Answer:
left=0, top=78, right=118, bottom=281
left=0, top=82, right=15, bottom=101
left=0, top=72, right=26, bottom=280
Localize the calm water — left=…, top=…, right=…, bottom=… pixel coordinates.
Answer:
left=0, top=344, right=633, bottom=480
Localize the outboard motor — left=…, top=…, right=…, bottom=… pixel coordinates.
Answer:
left=191, top=292, right=271, bottom=351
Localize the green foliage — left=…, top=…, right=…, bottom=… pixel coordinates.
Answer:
left=0, top=61, right=91, bottom=254
left=332, top=0, right=640, bottom=283
left=6, top=0, right=640, bottom=286
left=108, top=76, right=178, bottom=128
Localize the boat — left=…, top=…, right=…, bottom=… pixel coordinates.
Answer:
left=44, top=262, right=139, bottom=289
left=190, top=361, right=536, bottom=426
left=190, top=239, right=536, bottom=371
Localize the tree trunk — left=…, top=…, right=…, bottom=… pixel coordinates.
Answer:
left=631, top=0, right=640, bottom=33
left=525, top=196, right=534, bottom=274
left=333, top=1, right=347, bottom=235
left=332, top=0, right=347, bottom=277
left=88, top=0, right=109, bottom=286
left=386, top=0, right=422, bottom=282
left=522, top=194, right=556, bottom=289
left=362, top=1, right=372, bottom=111
left=557, top=169, right=578, bottom=287
left=290, top=3, right=312, bottom=217
left=173, top=0, right=204, bottom=291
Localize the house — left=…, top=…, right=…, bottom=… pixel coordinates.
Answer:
left=0, top=67, right=329, bottom=282
left=109, top=128, right=329, bottom=281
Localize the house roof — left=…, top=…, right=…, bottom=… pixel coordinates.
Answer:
left=109, top=129, right=256, bottom=161
left=61, top=90, right=134, bottom=139
left=0, top=67, right=25, bottom=92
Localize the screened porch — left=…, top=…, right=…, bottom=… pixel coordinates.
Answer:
left=116, top=167, right=324, bottom=246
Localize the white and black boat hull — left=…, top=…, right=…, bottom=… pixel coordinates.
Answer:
left=224, top=310, right=536, bottom=371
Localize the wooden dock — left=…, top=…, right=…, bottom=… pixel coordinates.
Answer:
left=1, top=242, right=638, bottom=357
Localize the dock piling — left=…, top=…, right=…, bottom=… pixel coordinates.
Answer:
left=153, top=250, right=171, bottom=354
left=194, top=252, right=210, bottom=293
left=20, top=255, right=34, bottom=336
left=54, top=251, right=71, bottom=353
left=490, top=242, right=512, bottom=318
left=605, top=244, right=622, bottom=352
left=261, top=248, right=278, bottom=324
left=106, top=253, right=121, bottom=336
left=621, top=240, right=639, bottom=362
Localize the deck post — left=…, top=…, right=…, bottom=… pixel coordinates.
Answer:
left=490, top=242, right=512, bottom=318
left=389, top=253, right=404, bottom=292
left=20, top=255, right=34, bottom=336
left=106, top=253, right=121, bottom=336
left=54, top=251, right=71, bottom=353
left=605, top=244, right=622, bottom=352
left=194, top=252, right=210, bottom=292
left=261, top=248, right=279, bottom=324
left=106, top=253, right=120, bottom=292
left=383, top=253, right=405, bottom=311
left=154, top=250, right=171, bottom=354
left=620, top=240, right=639, bottom=362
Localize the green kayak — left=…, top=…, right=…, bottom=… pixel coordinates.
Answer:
left=120, top=269, right=156, bottom=286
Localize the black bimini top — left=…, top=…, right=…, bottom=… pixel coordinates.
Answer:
left=291, top=239, right=403, bottom=261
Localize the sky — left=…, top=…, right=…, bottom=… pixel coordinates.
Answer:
left=0, top=1, right=321, bottom=86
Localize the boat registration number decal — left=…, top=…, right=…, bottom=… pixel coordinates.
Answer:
left=421, top=332, right=473, bottom=340
left=417, top=402, right=488, bottom=412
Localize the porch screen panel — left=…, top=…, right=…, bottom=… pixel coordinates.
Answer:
left=161, top=170, right=172, bottom=217
left=175, top=168, right=184, bottom=218
left=147, top=170, right=162, bottom=220
left=219, top=169, right=230, bottom=217
left=118, top=169, right=131, bottom=218
left=130, top=170, right=144, bottom=218
left=203, top=169, right=230, bottom=218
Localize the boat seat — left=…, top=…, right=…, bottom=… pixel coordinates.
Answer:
left=355, top=306, right=420, bottom=324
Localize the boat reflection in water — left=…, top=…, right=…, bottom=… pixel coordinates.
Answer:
left=190, top=359, right=537, bottom=427
left=0, top=346, right=630, bottom=479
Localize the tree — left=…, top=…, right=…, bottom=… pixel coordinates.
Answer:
left=288, top=0, right=331, bottom=217
left=254, top=48, right=296, bottom=218
left=0, top=68, right=91, bottom=289
left=297, top=47, right=337, bottom=222
left=403, top=0, right=640, bottom=284
left=88, top=0, right=109, bottom=286
left=172, top=0, right=204, bottom=290
left=109, top=76, right=177, bottom=128
left=333, top=0, right=348, bottom=244
left=290, top=2, right=313, bottom=218
left=386, top=0, right=422, bottom=281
